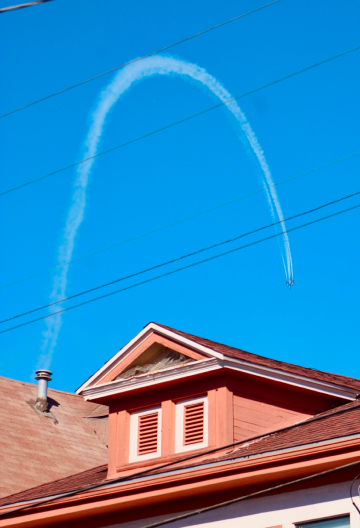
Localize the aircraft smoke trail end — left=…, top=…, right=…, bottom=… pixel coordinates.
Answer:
left=36, top=54, right=293, bottom=370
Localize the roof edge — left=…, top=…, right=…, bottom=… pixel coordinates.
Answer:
left=76, top=323, right=358, bottom=401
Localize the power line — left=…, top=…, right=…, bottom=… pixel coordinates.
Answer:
left=0, top=1, right=279, bottom=117
left=1, top=44, right=359, bottom=198
left=141, top=460, right=360, bottom=528
left=1, top=200, right=359, bottom=334
left=0, top=0, right=53, bottom=13
left=1, top=189, right=360, bottom=323
left=2, top=149, right=358, bottom=291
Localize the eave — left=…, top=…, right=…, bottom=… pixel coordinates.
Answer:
left=80, top=355, right=358, bottom=403
left=1, top=434, right=360, bottom=527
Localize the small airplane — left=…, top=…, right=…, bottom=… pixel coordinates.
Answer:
left=285, top=278, right=294, bottom=288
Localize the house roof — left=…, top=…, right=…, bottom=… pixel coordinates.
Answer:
left=155, top=323, right=360, bottom=392
left=0, top=376, right=108, bottom=499
left=2, top=398, right=359, bottom=509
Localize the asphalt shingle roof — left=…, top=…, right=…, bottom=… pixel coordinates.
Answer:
left=155, top=323, right=360, bottom=392
left=0, top=376, right=108, bottom=499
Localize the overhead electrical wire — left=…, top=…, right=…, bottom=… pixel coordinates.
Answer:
left=1, top=199, right=359, bottom=335
left=0, top=0, right=53, bottom=13
left=350, top=472, right=360, bottom=515
left=1, top=189, right=360, bottom=324
left=1, top=44, right=359, bottom=198
left=141, top=461, right=360, bottom=528
left=0, top=1, right=279, bottom=117
left=2, top=150, right=359, bottom=291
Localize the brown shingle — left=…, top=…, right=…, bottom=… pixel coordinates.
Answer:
left=0, top=376, right=108, bottom=499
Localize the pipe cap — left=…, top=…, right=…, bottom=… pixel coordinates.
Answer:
left=35, top=369, right=52, bottom=381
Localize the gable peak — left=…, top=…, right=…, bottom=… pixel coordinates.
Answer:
left=114, top=343, right=195, bottom=381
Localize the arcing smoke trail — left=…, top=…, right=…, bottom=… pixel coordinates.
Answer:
left=37, top=55, right=293, bottom=370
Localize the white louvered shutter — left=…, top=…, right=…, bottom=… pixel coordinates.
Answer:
left=184, top=402, right=204, bottom=445
left=175, top=396, right=208, bottom=453
left=138, top=412, right=159, bottom=455
left=129, top=407, right=162, bottom=462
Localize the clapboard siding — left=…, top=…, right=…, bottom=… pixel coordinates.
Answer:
left=233, top=392, right=310, bottom=442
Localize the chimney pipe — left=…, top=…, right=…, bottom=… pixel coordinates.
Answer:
left=35, top=369, right=52, bottom=412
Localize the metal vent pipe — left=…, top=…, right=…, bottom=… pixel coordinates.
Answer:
left=35, top=369, right=52, bottom=411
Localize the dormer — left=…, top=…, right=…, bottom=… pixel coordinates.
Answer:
left=76, top=323, right=359, bottom=480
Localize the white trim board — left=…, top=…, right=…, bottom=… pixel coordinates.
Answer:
left=76, top=323, right=224, bottom=394
left=80, top=360, right=357, bottom=403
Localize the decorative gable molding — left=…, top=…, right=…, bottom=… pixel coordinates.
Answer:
left=76, top=323, right=222, bottom=394
left=81, top=358, right=219, bottom=400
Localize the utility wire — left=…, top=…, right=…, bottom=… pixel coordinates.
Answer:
left=1, top=149, right=358, bottom=291
left=350, top=472, right=360, bottom=515
left=0, top=1, right=279, bottom=117
left=1, top=189, right=360, bottom=324
left=1, top=201, right=359, bottom=335
left=0, top=0, right=53, bottom=13
left=141, top=461, right=360, bottom=528
left=1, top=44, right=359, bottom=198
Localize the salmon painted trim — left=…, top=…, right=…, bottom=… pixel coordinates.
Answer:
left=1, top=434, right=360, bottom=527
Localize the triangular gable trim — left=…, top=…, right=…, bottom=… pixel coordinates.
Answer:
left=76, top=323, right=224, bottom=394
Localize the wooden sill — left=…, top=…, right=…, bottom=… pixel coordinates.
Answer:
left=112, top=444, right=216, bottom=476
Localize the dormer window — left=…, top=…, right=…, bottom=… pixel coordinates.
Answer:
left=175, top=396, right=208, bottom=453
left=129, top=407, right=162, bottom=462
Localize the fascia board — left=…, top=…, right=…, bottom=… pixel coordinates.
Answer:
left=80, top=353, right=357, bottom=402
left=81, top=358, right=221, bottom=401
left=76, top=323, right=223, bottom=394
left=7, top=433, right=360, bottom=517
left=220, top=359, right=358, bottom=400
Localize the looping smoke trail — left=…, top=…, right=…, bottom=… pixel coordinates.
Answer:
left=37, top=55, right=293, bottom=370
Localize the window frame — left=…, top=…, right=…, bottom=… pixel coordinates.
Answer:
left=175, top=395, right=208, bottom=453
left=295, top=514, right=350, bottom=528
left=129, top=406, right=162, bottom=463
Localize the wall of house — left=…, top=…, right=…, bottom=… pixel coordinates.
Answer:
left=228, top=373, right=341, bottom=442
left=232, top=391, right=310, bottom=441
left=106, top=481, right=359, bottom=528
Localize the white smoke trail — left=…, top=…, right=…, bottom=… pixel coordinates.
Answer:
left=37, top=54, right=293, bottom=370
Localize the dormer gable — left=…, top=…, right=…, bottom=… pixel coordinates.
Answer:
left=76, top=323, right=359, bottom=480
left=103, top=333, right=207, bottom=387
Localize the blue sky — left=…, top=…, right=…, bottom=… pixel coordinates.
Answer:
left=0, top=0, right=359, bottom=392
